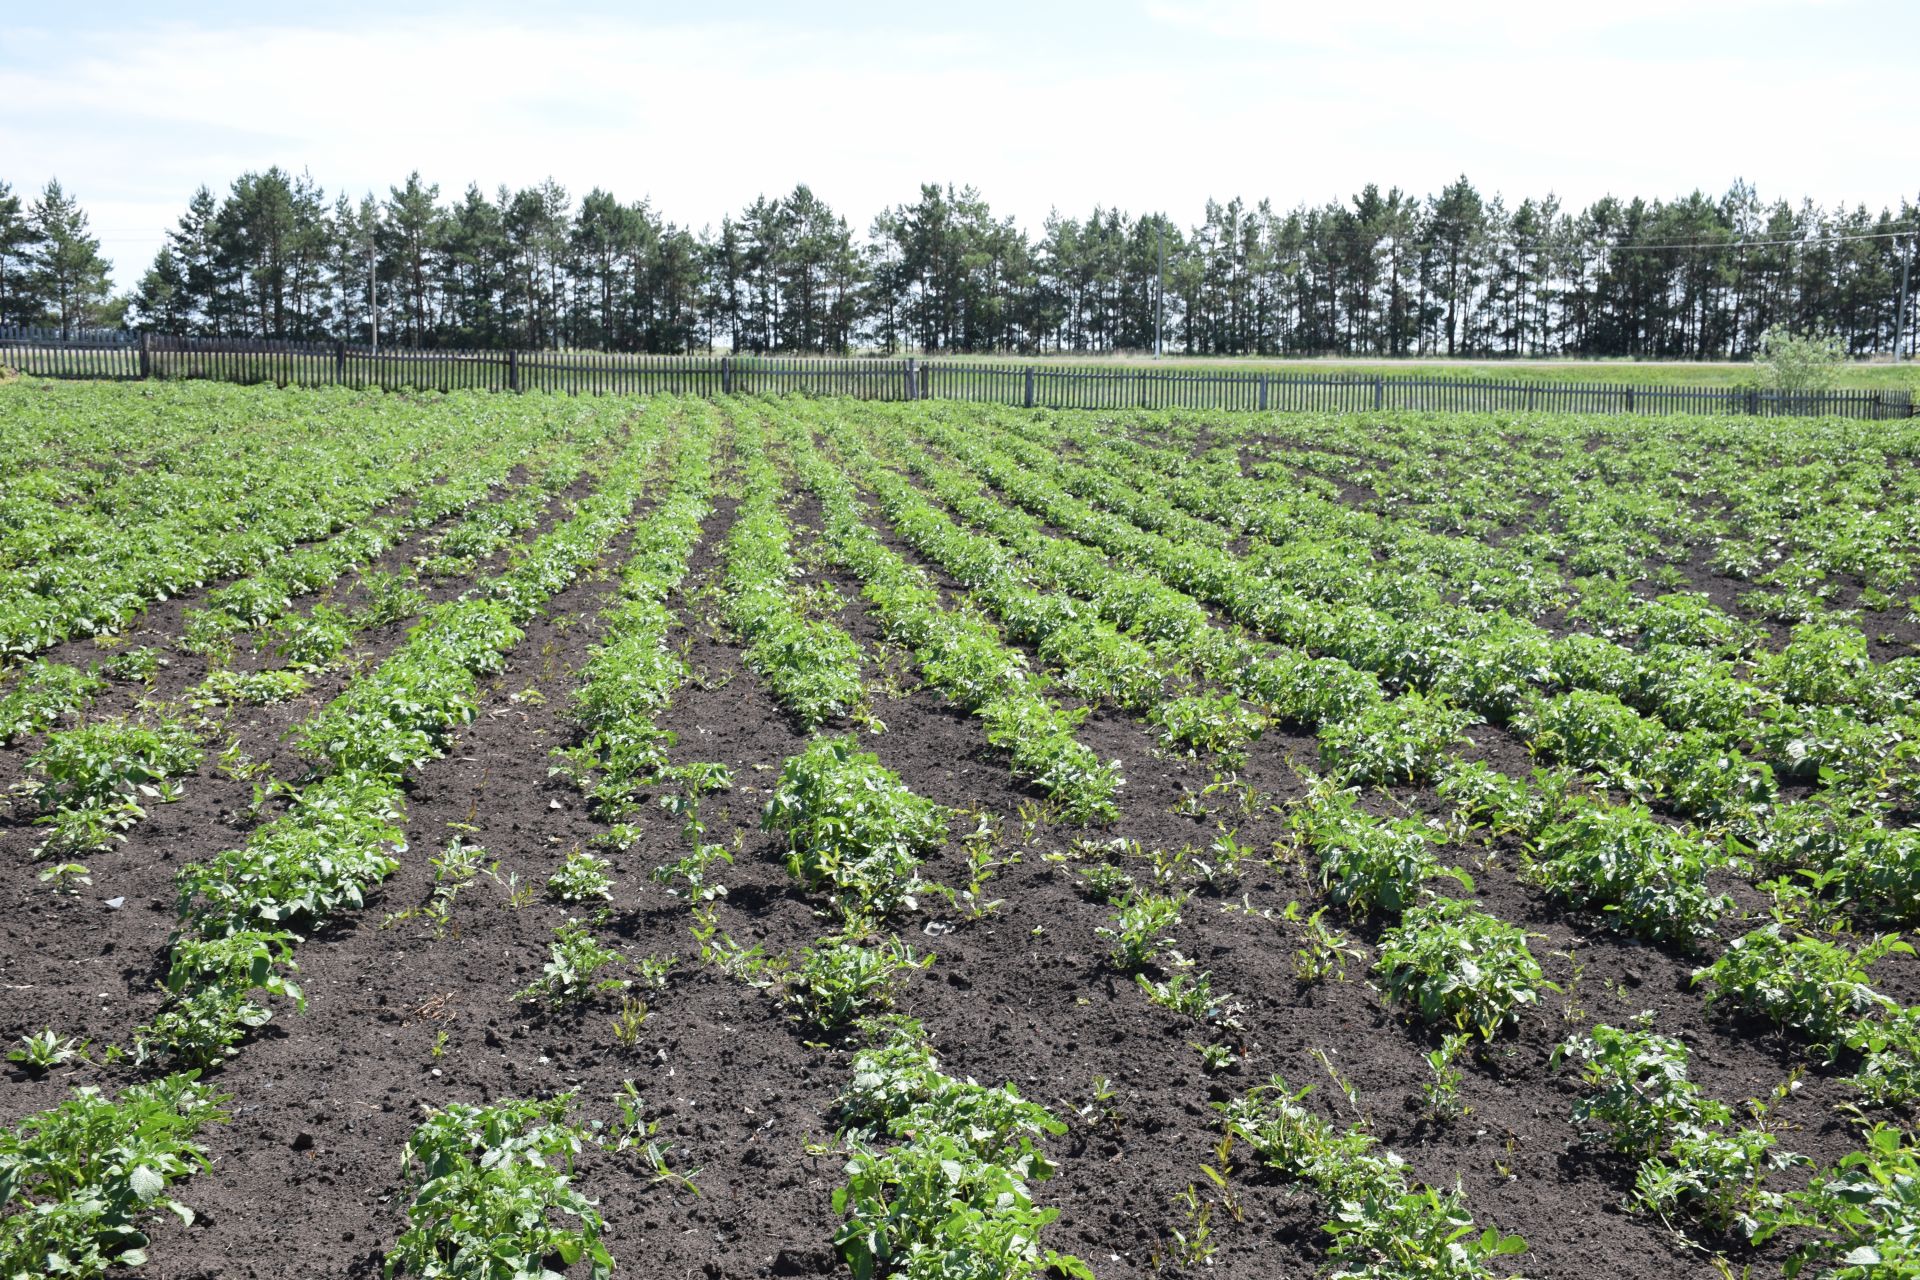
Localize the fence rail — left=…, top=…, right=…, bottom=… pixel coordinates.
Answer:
left=0, top=328, right=1911, bottom=420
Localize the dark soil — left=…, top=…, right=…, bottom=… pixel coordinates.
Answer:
left=0, top=429, right=1904, bottom=1280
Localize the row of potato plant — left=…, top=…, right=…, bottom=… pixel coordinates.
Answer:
left=750, top=723, right=1085, bottom=1275
left=718, top=412, right=869, bottom=729
left=768, top=401, right=1122, bottom=822
left=886, top=406, right=1920, bottom=1131
left=4, top=426, right=609, bottom=867
left=0, top=385, right=549, bottom=659
left=0, top=405, right=662, bottom=1280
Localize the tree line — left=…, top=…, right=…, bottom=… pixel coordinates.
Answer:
left=2, top=171, right=1915, bottom=359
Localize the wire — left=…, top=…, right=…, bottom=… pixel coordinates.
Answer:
left=1567, top=227, right=1916, bottom=253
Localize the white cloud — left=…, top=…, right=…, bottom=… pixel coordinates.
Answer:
left=1143, top=0, right=1849, bottom=49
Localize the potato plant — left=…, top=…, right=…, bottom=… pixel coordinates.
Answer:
left=785, top=935, right=931, bottom=1033
left=1693, top=925, right=1907, bottom=1048
left=831, top=1019, right=1091, bottom=1280
left=1290, top=782, right=1458, bottom=917
left=1526, top=800, right=1730, bottom=946
left=0, top=1074, right=228, bottom=1277
left=764, top=735, right=948, bottom=921
left=1373, top=898, right=1548, bottom=1038
left=1219, top=1076, right=1526, bottom=1275
left=386, top=1094, right=612, bottom=1280
left=0, top=660, right=103, bottom=743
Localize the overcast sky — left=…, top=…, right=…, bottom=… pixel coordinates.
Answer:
left=5, top=0, right=1914, bottom=288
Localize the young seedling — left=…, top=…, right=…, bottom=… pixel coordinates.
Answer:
left=1098, top=891, right=1186, bottom=972
left=1420, top=1034, right=1473, bottom=1121
left=7, top=1029, right=90, bottom=1075
left=784, top=935, right=931, bottom=1034
left=546, top=849, right=615, bottom=909
left=37, top=862, right=91, bottom=894
left=515, top=923, right=629, bottom=1007
left=1283, top=900, right=1365, bottom=985
left=609, top=997, right=650, bottom=1048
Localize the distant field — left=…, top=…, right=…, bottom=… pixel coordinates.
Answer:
left=931, top=351, right=1920, bottom=389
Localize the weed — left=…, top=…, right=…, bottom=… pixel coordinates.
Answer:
left=515, top=923, right=628, bottom=1007
left=7, top=1029, right=90, bottom=1076
left=1098, top=891, right=1186, bottom=971
left=1420, top=1034, right=1473, bottom=1121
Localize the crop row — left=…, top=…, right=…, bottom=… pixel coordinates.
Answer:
left=4, top=422, right=615, bottom=871
left=1, top=402, right=663, bottom=1274
left=0, top=387, right=599, bottom=660
left=875, top=405, right=1914, bottom=932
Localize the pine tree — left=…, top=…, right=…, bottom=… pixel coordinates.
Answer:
left=30, top=180, right=113, bottom=338
left=131, top=245, right=189, bottom=331
left=0, top=180, right=44, bottom=328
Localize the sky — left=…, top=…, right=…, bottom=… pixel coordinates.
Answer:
left=3, top=0, right=1915, bottom=288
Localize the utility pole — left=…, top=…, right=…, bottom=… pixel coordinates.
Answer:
left=1896, top=233, right=1912, bottom=362
left=369, top=236, right=379, bottom=356
left=1155, top=215, right=1165, bottom=359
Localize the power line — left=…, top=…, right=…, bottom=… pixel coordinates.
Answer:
left=1569, top=226, right=1916, bottom=253
left=1369, top=226, right=1918, bottom=262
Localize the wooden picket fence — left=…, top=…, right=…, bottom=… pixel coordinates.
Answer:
left=1, top=327, right=1912, bottom=420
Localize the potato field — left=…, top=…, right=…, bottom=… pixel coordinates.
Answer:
left=3, top=378, right=1919, bottom=1280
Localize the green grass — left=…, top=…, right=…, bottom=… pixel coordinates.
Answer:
left=925, top=351, right=1920, bottom=390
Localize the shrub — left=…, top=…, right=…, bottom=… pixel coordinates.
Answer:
left=1754, top=324, right=1845, bottom=393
